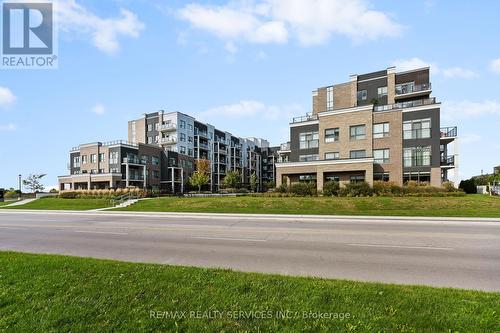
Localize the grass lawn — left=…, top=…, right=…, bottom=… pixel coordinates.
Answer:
left=0, top=252, right=498, bottom=332
left=117, top=194, right=500, bottom=217
left=0, top=197, right=111, bottom=210
left=0, top=201, right=16, bottom=207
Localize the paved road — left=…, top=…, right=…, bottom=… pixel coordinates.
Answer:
left=0, top=210, right=499, bottom=291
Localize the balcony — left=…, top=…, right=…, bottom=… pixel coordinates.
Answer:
left=440, top=126, right=457, bottom=142
left=160, top=137, right=177, bottom=144
left=194, top=130, right=208, bottom=138
left=159, top=123, right=176, bottom=132
left=291, top=114, right=318, bottom=124
left=215, top=148, right=228, bottom=155
left=278, top=142, right=291, bottom=152
left=122, top=157, right=145, bottom=165
left=441, top=156, right=455, bottom=167
left=128, top=175, right=145, bottom=181
left=195, top=142, right=209, bottom=150
left=395, top=83, right=432, bottom=98
left=374, top=98, right=437, bottom=112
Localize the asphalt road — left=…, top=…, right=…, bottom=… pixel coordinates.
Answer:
left=1, top=210, right=499, bottom=291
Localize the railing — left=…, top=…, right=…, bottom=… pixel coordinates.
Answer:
left=395, top=83, right=431, bottom=95
left=160, top=137, right=176, bottom=144
left=195, top=142, right=209, bottom=149
left=292, top=114, right=318, bottom=123
left=374, top=98, right=436, bottom=112
left=194, top=130, right=208, bottom=138
left=403, top=129, right=431, bottom=140
left=110, top=192, right=139, bottom=207
left=128, top=175, right=144, bottom=181
left=441, top=156, right=455, bottom=166
left=122, top=157, right=145, bottom=164
left=440, top=126, right=457, bottom=138
left=70, top=140, right=138, bottom=152
left=279, top=142, right=291, bottom=151
left=160, top=123, right=176, bottom=131
left=216, top=148, right=228, bottom=154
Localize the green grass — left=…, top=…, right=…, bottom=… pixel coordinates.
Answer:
left=0, top=252, right=498, bottom=332
left=117, top=194, right=500, bottom=217
left=0, top=201, right=15, bottom=207
left=0, top=197, right=111, bottom=210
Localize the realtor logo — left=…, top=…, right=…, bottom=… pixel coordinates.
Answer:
left=1, top=1, right=57, bottom=69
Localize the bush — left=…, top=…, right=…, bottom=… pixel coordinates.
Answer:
left=373, top=181, right=403, bottom=196
left=276, top=184, right=288, bottom=193
left=323, top=181, right=340, bottom=196
left=59, top=191, right=78, bottom=199
left=4, top=190, right=20, bottom=199
left=459, top=178, right=476, bottom=194
left=339, top=182, right=373, bottom=197
left=289, top=183, right=317, bottom=196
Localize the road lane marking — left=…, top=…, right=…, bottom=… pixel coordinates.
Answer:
left=0, top=226, right=28, bottom=230
left=73, top=230, right=128, bottom=235
left=192, top=236, right=267, bottom=242
left=348, top=243, right=453, bottom=251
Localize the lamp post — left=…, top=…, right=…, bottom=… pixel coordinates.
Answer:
left=18, top=174, right=21, bottom=200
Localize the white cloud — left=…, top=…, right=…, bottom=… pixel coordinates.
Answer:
left=178, top=0, right=402, bottom=49
left=0, top=123, right=16, bottom=131
left=442, top=100, right=500, bottom=120
left=0, top=87, right=16, bottom=108
left=442, top=67, right=477, bottom=79
left=55, top=0, right=144, bottom=54
left=490, top=58, right=500, bottom=74
left=199, top=100, right=302, bottom=121
left=90, top=103, right=105, bottom=115
left=391, top=57, right=435, bottom=72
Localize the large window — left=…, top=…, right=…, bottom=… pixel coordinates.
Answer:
left=179, top=120, right=186, bottom=129
left=180, top=146, right=186, bottom=154
left=109, top=151, right=118, bottom=164
left=180, top=133, right=186, bottom=142
left=98, top=153, right=105, bottom=163
left=350, top=150, right=366, bottom=159
left=325, top=128, right=339, bottom=143
left=350, top=125, right=366, bottom=140
left=374, top=172, right=390, bottom=181
left=299, top=174, right=317, bottom=183
left=377, top=86, right=388, bottom=97
left=90, top=154, right=97, bottom=163
left=350, top=175, right=365, bottom=183
left=403, top=119, right=431, bottom=139
left=325, top=152, right=340, bottom=160
left=299, top=154, right=319, bottom=162
left=73, top=156, right=80, bottom=168
left=326, top=86, right=334, bottom=110
left=373, top=122, right=390, bottom=138
left=403, top=146, right=431, bottom=167
left=152, top=156, right=160, bottom=165
left=373, top=149, right=390, bottom=164
left=357, top=90, right=367, bottom=101
left=299, top=131, right=319, bottom=149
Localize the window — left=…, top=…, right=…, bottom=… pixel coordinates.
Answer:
left=325, top=152, right=340, bottom=160
left=350, top=125, right=366, bottom=140
left=403, top=119, right=431, bottom=139
left=152, top=170, right=160, bottom=179
left=350, top=150, right=366, bottom=159
left=90, top=169, right=97, bottom=174
left=147, top=124, right=152, bottom=131
left=373, top=122, right=390, bottom=138
left=179, top=133, right=186, bottom=142
left=374, top=172, right=390, bottom=181
left=350, top=175, right=365, bottom=183
left=141, top=155, right=148, bottom=164
left=325, top=175, right=340, bottom=182
left=73, top=170, right=80, bottom=175
left=109, top=151, right=118, bottom=164
left=148, top=137, right=153, bottom=144
left=373, top=149, right=390, bottom=164
left=155, top=123, right=159, bottom=131
left=188, top=148, right=193, bottom=156
left=155, top=135, right=159, bottom=143
left=110, top=167, right=119, bottom=173
left=98, top=168, right=105, bottom=174
left=188, top=136, right=193, bottom=143
left=188, top=124, right=193, bottom=131
left=357, top=90, right=367, bottom=101
left=81, top=155, right=87, bottom=164
left=90, top=154, right=97, bottom=163
left=377, top=86, right=388, bottom=97
left=73, top=156, right=80, bottom=168
left=326, top=86, right=334, bottom=110
left=299, top=174, right=317, bottom=183
left=403, top=171, right=430, bottom=184
left=299, top=154, right=319, bottom=162
left=299, top=131, right=319, bottom=149
left=152, top=156, right=160, bottom=166
left=180, top=146, right=186, bottom=154
left=98, top=153, right=105, bottom=163
left=179, top=120, right=186, bottom=129
left=325, top=128, right=339, bottom=143
left=403, top=146, right=431, bottom=167
left=396, top=82, right=415, bottom=95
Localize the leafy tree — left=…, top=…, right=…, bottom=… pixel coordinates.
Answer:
left=222, top=170, right=241, bottom=189
left=249, top=172, right=258, bottom=192
left=22, top=174, right=46, bottom=193
left=189, top=159, right=211, bottom=193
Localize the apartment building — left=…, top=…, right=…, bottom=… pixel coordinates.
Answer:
left=276, top=66, right=458, bottom=190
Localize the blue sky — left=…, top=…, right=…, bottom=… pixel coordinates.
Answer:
left=1, top=0, right=499, bottom=189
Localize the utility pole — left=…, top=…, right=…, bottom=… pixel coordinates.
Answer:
left=18, top=174, right=22, bottom=200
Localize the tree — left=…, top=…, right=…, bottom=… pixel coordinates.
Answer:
left=249, top=172, right=258, bottom=192
left=22, top=174, right=46, bottom=193
left=223, top=170, right=241, bottom=189
left=189, top=159, right=210, bottom=193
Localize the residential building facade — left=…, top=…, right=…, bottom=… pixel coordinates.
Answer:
left=276, top=66, right=458, bottom=190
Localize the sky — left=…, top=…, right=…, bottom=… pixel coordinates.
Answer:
left=1, top=0, right=499, bottom=190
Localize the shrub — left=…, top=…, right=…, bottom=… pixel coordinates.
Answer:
left=276, top=184, right=288, bottom=193
left=289, top=183, right=317, bottom=196
left=59, top=191, right=78, bottom=199
left=373, top=181, right=403, bottom=196
left=323, top=181, right=340, bottom=196
left=459, top=178, right=476, bottom=194
left=339, top=182, right=373, bottom=197
left=4, top=190, right=19, bottom=199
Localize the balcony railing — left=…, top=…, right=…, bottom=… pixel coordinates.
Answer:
left=292, top=114, right=318, bottom=123
left=159, top=123, right=176, bottom=131
left=374, top=97, right=436, bottom=112
left=160, top=137, right=177, bottom=144
left=395, top=83, right=432, bottom=95
left=122, top=157, right=145, bottom=165
left=440, top=126, right=457, bottom=138
left=279, top=142, right=291, bottom=151
left=195, top=142, right=209, bottom=149
left=441, top=156, right=455, bottom=166
left=194, top=130, right=208, bottom=138
left=128, top=175, right=145, bottom=181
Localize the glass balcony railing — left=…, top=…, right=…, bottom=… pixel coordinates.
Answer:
left=292, top=114, right=318, bottom=123
left=159, top=123, right=176, bottom=131
left=441, top=156, right=455, bottom=166
left=374, top=98, right=436, bottom=112
left=395, top=83, right=431, bottom=95
left=440, top=126, right=457, bottom=138
left=122, top=157, right=145, bottom=165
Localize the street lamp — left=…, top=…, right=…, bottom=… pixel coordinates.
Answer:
left=18, top=174, right=21, bottom=200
